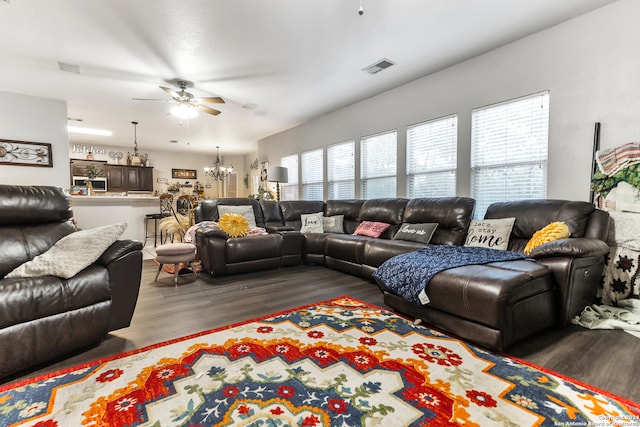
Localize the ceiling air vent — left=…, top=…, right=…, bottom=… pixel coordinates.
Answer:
left=58, top=61, right=81, bottom=74
left=362, top=58, right=395, bottom=75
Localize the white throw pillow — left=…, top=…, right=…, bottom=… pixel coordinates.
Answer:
left=300, top=212, right=324, bottom=233
left=464, top=218, right=516, bottom=251
left=6, top=222, right=127, bottom=279
left=322, top=215, right=344, bottom=233
left=218, top=205, right=257, bottom=228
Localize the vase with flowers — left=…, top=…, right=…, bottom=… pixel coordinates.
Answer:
left=84, top=164, right=102, bottom=196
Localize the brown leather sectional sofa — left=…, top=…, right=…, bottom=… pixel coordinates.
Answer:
left=0, top=185, right=143, bottom=380
left=194, top=197, right=610, bottom=350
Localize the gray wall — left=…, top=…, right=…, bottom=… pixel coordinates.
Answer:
left=258, top=0, right=640, bottom=201
left=0, top=91, right=69, bottom=188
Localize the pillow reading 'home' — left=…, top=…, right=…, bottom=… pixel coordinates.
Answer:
left=464, top=218, right=516, bottom=251
left=300, top=212, right=324, bottom=233
left=353, top=221, right=391, bottom=238
left=6, top=222, right=127, bottom=279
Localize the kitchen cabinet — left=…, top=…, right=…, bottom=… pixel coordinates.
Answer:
left=105, top=165, right=153, bottom=192
left=70, top=160, right=107, bottom=178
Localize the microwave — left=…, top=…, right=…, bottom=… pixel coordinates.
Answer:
left=72, top=176, right=107, bottom=192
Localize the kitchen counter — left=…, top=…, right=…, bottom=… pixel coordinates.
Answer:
left=69, top=195, right=160, bottom=243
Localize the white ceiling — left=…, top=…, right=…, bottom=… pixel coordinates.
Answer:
left=0, top=0, right=615, bottom=156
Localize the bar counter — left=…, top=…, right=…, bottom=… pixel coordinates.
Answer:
left=70, top=195, right=160, bottom=244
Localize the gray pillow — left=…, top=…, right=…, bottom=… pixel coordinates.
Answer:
left=393, top=223, right=438, bottom=244
left=322, top=215, right=344, bottom=233
left=218, top=205, right=257, bottom=228
left=6, top=222, right=127, bottom=279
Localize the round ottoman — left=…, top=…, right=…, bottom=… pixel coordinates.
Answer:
left=154, top=243, right=197, bottom=286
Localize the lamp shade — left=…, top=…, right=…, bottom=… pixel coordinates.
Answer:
left=268, top=166, right=289, bottom=183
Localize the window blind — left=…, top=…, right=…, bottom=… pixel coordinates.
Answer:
left=327, top=140, right=355, bottom=199
left=301, top=148, right=323, bottom=200
left=280, top=154, right=298, bottom=200
left=407, top=115, right=457, bottom=198
left=471, top=91, right=549, bottom=218
left=361, top=130, right=397, bottom=199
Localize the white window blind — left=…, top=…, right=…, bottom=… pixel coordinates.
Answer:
left=361, top=130, right=397, bottom=199
left=407, top=115, right=457, bottom=198
left=471, top=91, right=549, bottom=218
left=327, top=140, right=355, bottom=199
left=280, top=154, right=298, bottom=200
left=301, top=148, right=323, bottom=200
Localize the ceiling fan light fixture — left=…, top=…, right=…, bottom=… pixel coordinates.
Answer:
left=170, top=104, right=198, bottom=119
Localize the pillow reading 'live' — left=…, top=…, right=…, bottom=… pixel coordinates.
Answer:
left=300, top=212, right=324, bottom=233
left=393, top=223, right=438, bottom=244
left=464, top=218, right=515, bottom=250
left=524, top=221, right=570, bottom=255
left=218, top=205, right=257, bottom=228
left=353, top=221, right=391, bottom=238
left=322, top=215, right=344, bottom=233
left=5, top=222, right=127, bottom=279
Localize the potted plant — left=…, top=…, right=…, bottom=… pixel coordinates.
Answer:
left=84, top=164, right=102, bottom=196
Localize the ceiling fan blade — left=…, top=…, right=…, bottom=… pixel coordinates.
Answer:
left=132, top=97, right=171, bottom=102
left=195, top=104, right=222, bottom=116
left=198, top=96, right=225, bottom=104
left=160, top=85, right=180, bottom=99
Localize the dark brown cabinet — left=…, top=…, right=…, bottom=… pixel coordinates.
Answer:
left=106, top=165, right=153, bottom=192
left=70, top=160, right=107, bottom=178
left=70, top=160, right=153, bottom=192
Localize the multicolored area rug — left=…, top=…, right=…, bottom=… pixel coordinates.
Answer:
left=1, top=297, right=638, bottom=426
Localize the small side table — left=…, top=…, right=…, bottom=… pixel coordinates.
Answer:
left=154, top=243, right=197, bottom=287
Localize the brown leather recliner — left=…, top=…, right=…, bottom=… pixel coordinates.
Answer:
left=194, top=198, right=303, bottom=277
left=0, top=185, right=143, bottom=380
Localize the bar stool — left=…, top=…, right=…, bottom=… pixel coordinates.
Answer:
left=144, top=193, right=173, bottom=247
left=154, top=242, right=198, bottom=287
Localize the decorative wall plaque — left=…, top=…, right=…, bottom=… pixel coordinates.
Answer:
left=172, top=168, right=197, bottom=179
left=0, top=139, right=53, bottom=167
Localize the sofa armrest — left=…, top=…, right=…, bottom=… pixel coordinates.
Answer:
left=98, top=240, right=144, bottom=265
left=98, top=239, right=143, bottom=331
left=529, top=238, right=610, bottom=259
left=198, top=228, right=230, bottom=240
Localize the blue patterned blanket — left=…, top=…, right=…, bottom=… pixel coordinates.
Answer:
left=372, top=245, right=528, bottom=304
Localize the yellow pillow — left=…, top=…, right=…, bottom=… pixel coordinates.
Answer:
left=218, top=212, right=250, bottom=238
left=524, top=221, right=570, bottom=255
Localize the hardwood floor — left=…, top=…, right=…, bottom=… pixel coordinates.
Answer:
left=6, top=261, right=640, bottom=404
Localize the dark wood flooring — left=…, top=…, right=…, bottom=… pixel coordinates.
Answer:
left=6, top=261, right=640, bottom=404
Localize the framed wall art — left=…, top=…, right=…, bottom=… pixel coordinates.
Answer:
left=172, top=168, right=197, bottom=179
left=0, top=139, right=53, bottom=167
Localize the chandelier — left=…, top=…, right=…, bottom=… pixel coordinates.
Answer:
left=204, top=146, right=233, bottom=180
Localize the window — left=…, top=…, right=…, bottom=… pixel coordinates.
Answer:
left=361, top=130, right=397, bottom=199
left=327, top=140, right=355, bottom=199
left=407, top=115, right=457, bottom=198
left=471, top=91, right=549, bottom=218
left=279, top=154, right=298, bottom=200
left=301, top=148, right=323, bottom=200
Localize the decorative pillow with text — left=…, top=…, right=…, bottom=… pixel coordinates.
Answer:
left=300, top=212, right=324, bottom=233
left=353, top=221, right=391, bottom=238
left=393, top=223, right=438, bottom=244
left=464, top=218, right=516, bottom=250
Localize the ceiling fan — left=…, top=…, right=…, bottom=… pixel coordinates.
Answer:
left=133, top=79, right=225, bottom=116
